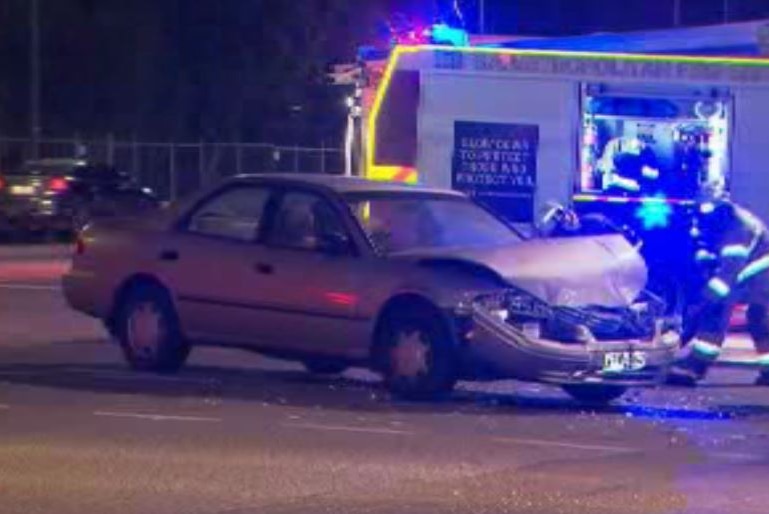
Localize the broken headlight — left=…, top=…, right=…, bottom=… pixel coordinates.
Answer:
left=469, top=289, right=559, bottom=340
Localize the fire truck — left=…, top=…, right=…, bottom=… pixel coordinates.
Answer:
left=341, top=26, right=769, bottom=323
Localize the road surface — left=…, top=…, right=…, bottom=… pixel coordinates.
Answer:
left=1, top=245, right=768, bottom=514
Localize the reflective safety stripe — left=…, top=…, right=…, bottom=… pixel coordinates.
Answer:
left=707, top=277, right=731, bottom=298
left=757, top=354, right=769, bottom=367
left=700, top=202, right=716, bottom=215
left=695, top=249, right=717, bottom=262
left=642, top=166, right=660, bottom=180
left=692, top=339, right=722, bottom=360
left=610, top=176, right=640, bottom=192
left=737, top=255, right=769, bottom=284
left=721, top=245, right=751, bottom=259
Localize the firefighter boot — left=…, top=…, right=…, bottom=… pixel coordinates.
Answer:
left=666, top=339, right=721, bottom=387
left=666, top=363, right=707, bottom=387
left=747, top=305, right=769, bottom=386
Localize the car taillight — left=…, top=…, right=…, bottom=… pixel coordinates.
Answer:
left=48, top=177, right=68, bottom=192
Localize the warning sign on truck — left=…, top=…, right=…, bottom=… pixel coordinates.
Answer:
left=452, top=121, right=539, bottom=222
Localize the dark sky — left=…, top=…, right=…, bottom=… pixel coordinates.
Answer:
left=396, top=0, right=769, bottom=35
left=1, top=0, right=768, bottom=143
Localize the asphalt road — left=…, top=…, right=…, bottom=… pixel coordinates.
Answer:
left=2, top=245, right=769, bottom=514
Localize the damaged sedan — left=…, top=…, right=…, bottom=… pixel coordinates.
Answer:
left=63, top=174, right=680, bottom=403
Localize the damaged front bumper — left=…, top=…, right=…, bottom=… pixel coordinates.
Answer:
left=457, top=292, right=680, bottom=387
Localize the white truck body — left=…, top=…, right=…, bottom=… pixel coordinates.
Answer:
left=362, top=46, right=769, bottom=224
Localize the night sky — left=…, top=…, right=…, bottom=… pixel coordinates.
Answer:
left=1, top=0, right=768, bottom=144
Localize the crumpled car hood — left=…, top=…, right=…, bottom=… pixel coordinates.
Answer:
left=397, top=235, right=647, bottom=307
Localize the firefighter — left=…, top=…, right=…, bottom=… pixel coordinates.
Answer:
left=597, top=124, right=662, bottom=195
left=668, top=196, right=769, bottom=386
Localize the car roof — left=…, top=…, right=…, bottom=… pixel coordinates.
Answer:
left=228, top=173, right=464, bottom=197
left=25, top=158, right=88, bottom=168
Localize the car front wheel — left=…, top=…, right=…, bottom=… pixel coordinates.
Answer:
left=561, top=384, right=627, bottom=405
left=378, top=304, right=458, bottom=401
left=114, top=283, right=190, bottom=373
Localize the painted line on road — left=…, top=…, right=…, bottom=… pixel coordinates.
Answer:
left=710, top=451, right=763, bottom=462
left=492, top=436, right=639, bottom=454
left=0, top=283, right=61, bottom=291
left=283, top=422, right=414, bottom=436
left=94, top=411, right=222, bottom=423
left=62, top=366, right=216, bottom=384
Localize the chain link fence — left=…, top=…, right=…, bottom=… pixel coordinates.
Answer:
left=0, top=136, right=345, bottom=201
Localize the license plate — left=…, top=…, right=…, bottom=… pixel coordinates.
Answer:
left=603, top=351, right=647, bottom=373
left=521, top=322, right=541, bottom=339
left=9, top=185, right=35, bottom=195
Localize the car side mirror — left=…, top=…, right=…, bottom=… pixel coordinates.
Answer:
left=318, top=232, right=352, bottom=255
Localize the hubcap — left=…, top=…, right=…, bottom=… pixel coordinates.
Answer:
left=127, top=302, right=164, bottom=357
left=391, top=329, right=430, bottom=378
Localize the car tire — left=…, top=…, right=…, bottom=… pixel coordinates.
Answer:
left=114, top=283, right=190, bottom=374
left=303, top=359, right=348, bottom=375
left=378, top=303, right=458, bottom=401
left=561, top=384, right=627, bottom=405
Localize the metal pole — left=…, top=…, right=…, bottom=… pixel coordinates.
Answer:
left=235, top=142, right=243, bottom=176
left=198, top=139, right=205, bottom=186
left=723, top=0, right=729, bottom=23
left=673, top=0, right=681, bottom=27
left=169, top=143, right=177, bottom=201
left=479, top=0, right=486, bottom=34
left=30, top=0, right=41, bottom=160
left=320, top=141, right=326, bottom=175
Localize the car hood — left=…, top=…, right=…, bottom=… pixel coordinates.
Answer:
left=393, top=235, right=647, bottom=308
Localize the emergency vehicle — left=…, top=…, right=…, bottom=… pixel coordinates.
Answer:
left=342, top=24, right=769, bottom=316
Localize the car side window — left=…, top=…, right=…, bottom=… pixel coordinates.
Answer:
left=186, top=186, right=270, bottom=242
left=268, top=191, right=350, bottom=253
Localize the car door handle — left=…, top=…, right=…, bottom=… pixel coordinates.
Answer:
left=254, top=263, right=274, bottom=275
left=159, top=249, right=179, bottom=262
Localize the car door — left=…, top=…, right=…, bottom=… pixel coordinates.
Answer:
left=254, top=188, right=371, bottom=357
left=157, top=184, right=280, bottom=346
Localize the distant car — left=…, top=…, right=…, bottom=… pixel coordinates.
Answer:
left=63, top=174, right=679, bottom=403
left=0, top=158, right=158, bottom=237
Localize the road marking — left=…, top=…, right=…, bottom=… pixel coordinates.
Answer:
left=283, top=422, right=413, bottom=436
left=492, top=436, right=639, bottom=454
left=62, top=367, right=215, bottom=384
left=0, top=283, right=60, bottom=291
left=94, top=411, right=221, bottom=423
left=711, top=451, right=762, bottom=462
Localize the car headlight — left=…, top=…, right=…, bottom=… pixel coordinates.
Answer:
left=468, top=289, right=552, bottom=320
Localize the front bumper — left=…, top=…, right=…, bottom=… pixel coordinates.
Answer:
left=462, top=306, right=679, bottom=387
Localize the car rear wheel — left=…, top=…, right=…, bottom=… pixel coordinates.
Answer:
left=378, top=304, right=458, bottom=401
left=114, top=283, right=190, bottom=373
left=561, top=384, right=627, bottom=405
left=303, top=359, right=348, bottom=375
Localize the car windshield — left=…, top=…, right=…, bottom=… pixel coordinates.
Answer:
left=345, top=192, right=520, bottom=255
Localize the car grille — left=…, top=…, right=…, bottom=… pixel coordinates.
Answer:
left=544, top=303, right=661, bottom=342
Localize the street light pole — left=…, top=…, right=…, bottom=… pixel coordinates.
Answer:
left=479, top=0, right=485, bottom=34
left=30, top=0, right=41, bottom=160
left=673, top=0, right=681, bottom=27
